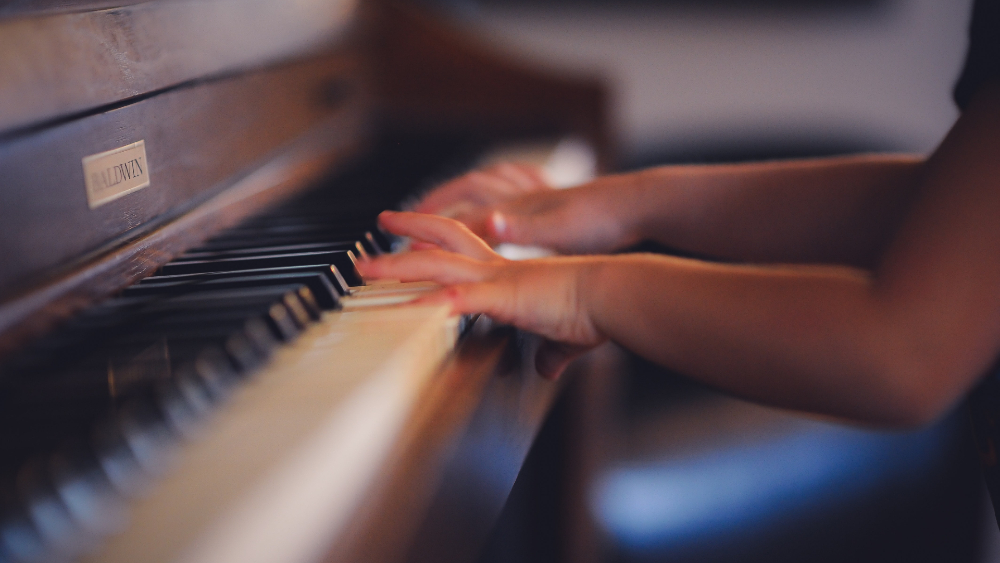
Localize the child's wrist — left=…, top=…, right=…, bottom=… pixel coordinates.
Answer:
left=577, top=176, right=643, bottom=249
left=614, top=171, right=660, bottom=245
left=576, top=256, right=616, bottom=339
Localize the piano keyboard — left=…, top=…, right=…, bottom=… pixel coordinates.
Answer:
left=89, top=296, right=457, bottom=563
left=0, top=148, right=478, bottom=563
left=0, top=134, right=585, bottom=563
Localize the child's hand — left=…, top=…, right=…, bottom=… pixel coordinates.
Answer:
left=413, top=164, right=640, bottom=255
left=413, top=163, right=551, bottom=217
left=357, top=211, right=608, bottom=377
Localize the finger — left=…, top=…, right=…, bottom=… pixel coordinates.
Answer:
left=409, top=282, right=519, bottom=341
left=448, top=207, right=494, bottom=241
left=413, top=180, right=480, bottom=214
left=356, top=250, right=489, bottom=285
left=410, top=241, right=442, bottom=251
left=378, top=211, right=498, bottom=261
left=534, top=340, right=592, bottom=379
left=486, top=202, right=572, bottom=249
left=485, top=209, right=537, bottom=246
left=490, top=163, right=549, bottom=192
left=486, top=210, right=513, bottom=243
left=414, top=172, right=517, bottom=214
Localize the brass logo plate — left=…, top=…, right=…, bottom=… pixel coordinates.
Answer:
left=82, top=140, right=150, bottom=209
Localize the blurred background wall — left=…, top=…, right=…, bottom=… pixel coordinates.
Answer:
left=423, top=0, right=970, bottom=166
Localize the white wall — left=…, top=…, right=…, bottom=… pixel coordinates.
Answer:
left=448, top=0, right=972, bottom=159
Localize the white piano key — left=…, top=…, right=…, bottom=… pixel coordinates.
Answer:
left=85, top=287, right=458, bottom=563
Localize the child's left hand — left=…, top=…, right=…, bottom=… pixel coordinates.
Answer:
left=356, top=210, right=609, bottom=377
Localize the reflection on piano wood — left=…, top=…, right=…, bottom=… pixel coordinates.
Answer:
left=0, top=1, right=609, bottom=562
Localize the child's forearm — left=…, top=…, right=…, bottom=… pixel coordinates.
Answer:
left=615, top=154, right=925, bottom=266
left=580, top=254, right=958, bottom=427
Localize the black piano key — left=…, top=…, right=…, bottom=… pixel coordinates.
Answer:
left=14, top=457, right=90, bottom=557
left=117, top=303, right=299, bottom=348
left=143, top=289, right=311, bottom=337
left=2, top=287, right=310, bottom=416
left=48, top=442, right=126, bottom=537
left=121, top=321, right=277, bottom=368
left=90, top=419, right=151, bottom=500
left=111, top=284, right=314, bottom=309
left=11, top=320, right=255, bottom=383
left=0, top=510, right=45, bottom=562
left=179, top=240, right=366, bottom=261
left=157, top=250, right=363, bottom=287
left=127, top=285, right=321, bottom=326
left=89, top=360, right=227, bottom=495
left=212, top=332, right=262, bottom=372
left=195, top=232, right=382, bottom=257
left=185, top=347, right=243, bottom=403
left=115, top=400, right=178, bottom=476
left=127, top=273, right=340, bottom=310
left=12, top=285, right=319, bottom=375
left=141, top=264, right=350, bottom=296
left=110, top=316, right=276, bottom=350
left=214, top=219, right=376, bottom=235
left=117, top=306, right=297, bottom=344
left=74, top=286, right=316, bottom=338
left=154, top=378, right=209, bottom=439
left=197, top=224, right=387, bottom=254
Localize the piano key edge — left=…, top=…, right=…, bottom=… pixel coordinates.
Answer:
left=79, top=300, right=561, bottom=563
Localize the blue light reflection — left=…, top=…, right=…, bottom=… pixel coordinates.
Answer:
left=592, top=417, right=952, bottom=552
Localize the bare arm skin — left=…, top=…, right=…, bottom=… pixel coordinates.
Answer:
left=620, top=154, right=924, bottom=267
left=421, top=154, right=924, bottom=267
left=595, top=84, right=1000, bottom=425
left=362, top=82, right=1000, bottom=428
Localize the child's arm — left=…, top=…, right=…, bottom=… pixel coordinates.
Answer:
left=417, top=154, right=925, bottom=267
left=364, top=82, right=1000, bottom=428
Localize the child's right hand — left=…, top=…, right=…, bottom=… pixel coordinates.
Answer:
left=413, top=164, right=642, bottom=255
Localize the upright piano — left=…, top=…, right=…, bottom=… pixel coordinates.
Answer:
left=0, top=1, right=609, bottom=562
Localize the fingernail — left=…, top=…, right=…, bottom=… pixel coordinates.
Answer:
left=490, top=210, right=508, bottom=239
left=380, top=210, right=396, bottom=217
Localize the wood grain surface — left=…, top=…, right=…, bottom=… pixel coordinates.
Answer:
left=325, top=322, right=564, bottom=563
left=0, top=110, right=368, bottom=365
left=0, top=0, right=357, bottom=133
left=0, top=52, right=366, bottom=303
left=371, top=0, right=613, bottom=171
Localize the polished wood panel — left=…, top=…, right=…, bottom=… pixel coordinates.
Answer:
left=0, top=112, right=365, bottom=365
left=327, top=323, right=563, bottom=563
left=370, top=0, right=613, bottom=171
left=0, top=0, right=145, bottom=19
left=0, top=0, right=357, bottom=134
left=0, top=52, right=365, bottom=301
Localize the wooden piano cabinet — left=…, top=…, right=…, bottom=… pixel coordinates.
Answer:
left=0, top=54, right=369, bottom=361
left=324, top=325, right=563, bottom=563
left=0, top=1, right=612, bottom=562
left=474, top=343, right=627, bottom=563
left=0, top=0, right=611, bottom=367
left=368, top=0, right=613, bottom=172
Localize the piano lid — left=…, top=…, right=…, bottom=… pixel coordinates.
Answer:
left=0, top=0, right=358, bottom=135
